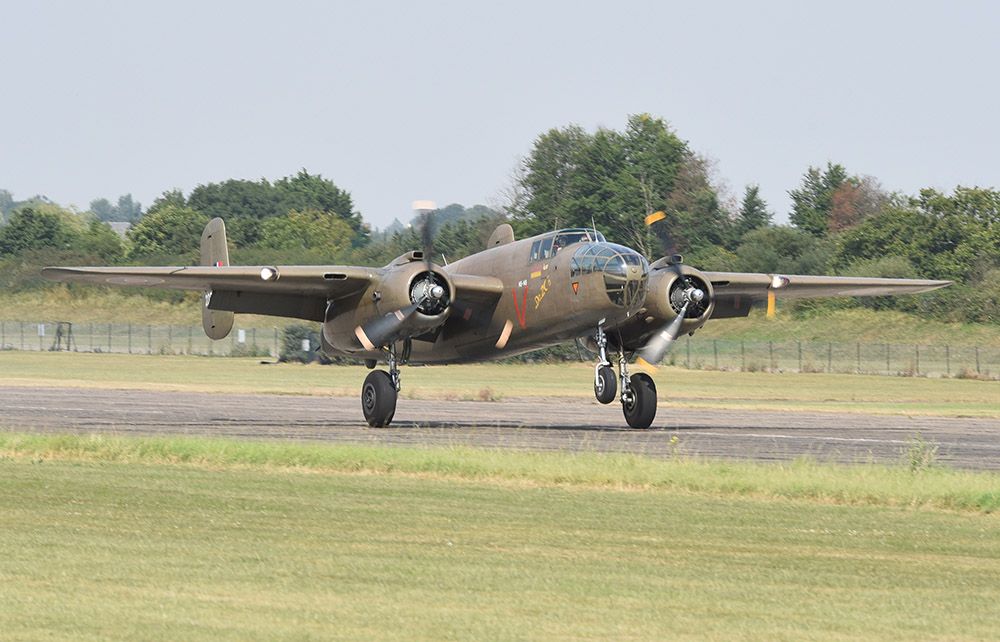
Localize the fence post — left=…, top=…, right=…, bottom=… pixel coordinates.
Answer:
left=827, top=343, right=832, bottom=373
left=915, top=344, right=920, bottom=376
left=252, top=328, right=256, bottom=351
left=976, top=346, right=981, bottom=374
left=1, top=321, right=4, bottom=348
left=741, top=341, right=745, bottom=371
left=797, top=341, right=802, bottom=372
left=886, top=343, right=890, bottom=375
left=274, top=328, right=279, bottom=358
left=20, top=321, right=24, bottom=350
left=945, top=344, right=950, bottom=376
left=167, top=325, right=172, bottom=354
left=713, top=340, right=718, bottom=369
left=127, top=323, right=132, bottom=354
left=768, top=341, right=774, bottom=371
left=147, top=325, right=152, bottom=354
left=108, top=324, right=112, bottom=352
left=856, top=342, right=861, bottom=374
left=685, top=336, right=690, bottom=368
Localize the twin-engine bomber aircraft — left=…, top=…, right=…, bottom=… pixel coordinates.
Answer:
left=43, top=216, right=950, bottom=429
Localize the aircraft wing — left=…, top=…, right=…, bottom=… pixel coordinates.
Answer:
left=704, top=272, right=952, bottom=299
left=41, top=265, right=379, bottom=322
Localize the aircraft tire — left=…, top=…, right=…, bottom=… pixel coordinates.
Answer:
left=361, top=370, right=397, bottom=427
left=595, top=365, right=617, bottom=404
left=622, top=373, right=657, bottom=429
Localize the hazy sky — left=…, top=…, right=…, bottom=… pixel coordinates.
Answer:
left=2, top=1, right=998, bottom=230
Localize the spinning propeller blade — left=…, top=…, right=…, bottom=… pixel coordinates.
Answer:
left=637, top=211, right=702, bottom=369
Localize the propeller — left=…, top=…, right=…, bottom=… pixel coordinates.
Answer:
left=354, top=209, right=448, bottom=351
left=636, top=211, right=706, bottom=369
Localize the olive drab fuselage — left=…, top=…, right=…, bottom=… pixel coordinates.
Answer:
left=320, top=228, right=710, bottom=364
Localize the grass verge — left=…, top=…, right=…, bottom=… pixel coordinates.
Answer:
left=2, top=432, right=999, bottom=513
left=1, top=433, right=999, bottom=640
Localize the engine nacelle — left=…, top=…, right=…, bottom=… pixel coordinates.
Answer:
left=322, top=252, right=455, bottom=354
left=613, top=265, right=715, bottom=353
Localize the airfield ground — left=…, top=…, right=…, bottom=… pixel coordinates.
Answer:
left=1, top=352, right=998, bottom=639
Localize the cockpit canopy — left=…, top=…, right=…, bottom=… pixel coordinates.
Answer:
left=571, top=242, right=649, bottom=308
left=529, top=228, right=607, bottom=262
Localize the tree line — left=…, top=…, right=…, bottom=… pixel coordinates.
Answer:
left=1, top=115, right=997, bottom=322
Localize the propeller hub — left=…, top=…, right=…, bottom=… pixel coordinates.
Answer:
left=686, top=287, right=705, bottom=303
left=409, top=271, right=451, bottom=315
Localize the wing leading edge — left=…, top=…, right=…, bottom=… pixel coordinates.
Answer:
left=704, top=272, right=952, bottom=299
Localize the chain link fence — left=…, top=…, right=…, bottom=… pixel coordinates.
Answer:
left=0, top=321, right=280, bottom=358
left=1, top=320, right=998, bottom=379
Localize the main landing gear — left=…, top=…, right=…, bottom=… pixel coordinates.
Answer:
left=361, top=345, right=401, bottom=427
left=592, top=326, right=658, bottom=429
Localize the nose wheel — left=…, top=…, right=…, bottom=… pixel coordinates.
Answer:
left=593, top=325, right=618, bottom=404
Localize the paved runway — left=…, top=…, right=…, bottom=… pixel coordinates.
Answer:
left=1, top=386, right=998, bottom=469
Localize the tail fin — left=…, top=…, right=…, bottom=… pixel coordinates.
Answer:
left=200, top=218, right=235, bottom=340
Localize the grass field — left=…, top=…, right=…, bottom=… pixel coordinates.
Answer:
left=1, top=351, right=997, bottom=417
left=2, top=435, right=1000, bottom=640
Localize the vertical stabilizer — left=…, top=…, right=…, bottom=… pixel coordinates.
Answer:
left=200, top=218, right=235, bottom=340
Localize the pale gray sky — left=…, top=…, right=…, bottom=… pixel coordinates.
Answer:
left=2, top=1, right=998, bottom=229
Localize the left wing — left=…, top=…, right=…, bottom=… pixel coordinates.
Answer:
left=704, top=272, right=952, bottom=299
left=702, top=272, right=951, bottom=319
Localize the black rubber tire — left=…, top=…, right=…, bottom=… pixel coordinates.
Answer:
left=622, top=372, right=657, bottom=429
left=594, top=365, right=617, bottom=404
left=361, top=370, right=397, bottom=427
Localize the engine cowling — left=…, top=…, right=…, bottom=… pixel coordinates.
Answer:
left=322, top=252, right=455, bottom=354
left=613, top=265, right=715, bottom=353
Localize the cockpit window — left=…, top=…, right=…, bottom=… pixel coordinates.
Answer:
left=527, top=229, right=607, bottom=263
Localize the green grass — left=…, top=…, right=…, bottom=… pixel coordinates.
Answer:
left=2, top=435, right=999, bottom=640
left=2, top=351, right=997, bottom=417
left=3, top=433, right=999, bottom=512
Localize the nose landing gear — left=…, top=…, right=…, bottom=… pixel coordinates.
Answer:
left=593, top=325, right=617, bottom=404
left=592, top=325, right=658, bottom=429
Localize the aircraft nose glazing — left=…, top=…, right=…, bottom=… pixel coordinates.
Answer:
left=570, top=242, right=649, bottom=309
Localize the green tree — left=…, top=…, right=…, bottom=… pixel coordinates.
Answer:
left=89, top=198, right=115, bottom=220
left=126, top=205, right=209, bottom=261
left=79, top=219, right=125, bottom=262
left=789, top=163, right=849, bottom=235
left=147, top=189, right=187, bottom=214
left=257, top=209, right=354, bottom=255
left=735, top=226, right=833, bottom=275
left=0, top=206, right=77, bottom=255
left=509, top=114, right=727, bottom=258
left=187, top=171, right=366, bottom=247
left=89, top=194, right=142, bottom=222
left=735, top=184, right=772, bottom=236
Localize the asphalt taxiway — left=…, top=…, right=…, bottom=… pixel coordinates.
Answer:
left=1, top=386, right=997, bottom=469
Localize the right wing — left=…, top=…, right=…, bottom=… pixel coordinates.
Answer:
left=42, top=265, right=379, bottom=322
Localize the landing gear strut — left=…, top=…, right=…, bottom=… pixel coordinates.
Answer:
left=590, top=326, right=658, bottom=428
left=593, top=325, right=617, bottom=404
left=361, top=344, right=400, bottom=427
